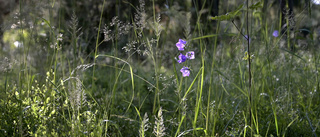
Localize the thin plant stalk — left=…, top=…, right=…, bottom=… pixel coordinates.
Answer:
left=18, top=0, right=25, bottom=135
left=193, top=0, right=206, bottom=134
left=151, top=0, right=161, bottom=114
left=208, top=20, right=220, bottom=136
left=246, top=0, right=253, bottom=133
left=92, top=0, right=106, bottom=89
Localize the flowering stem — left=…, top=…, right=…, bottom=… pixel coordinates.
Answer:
left=92, top=0, right=106, bottom=89
left=246, top=0, right=253, bottom=134
left=208, top=20, right=220, bottom=135
left=231, top=1, right=253, bottom=131
left=151, top=0, right=161, bottom=114
left=193, top=0, right=206, bottom=133
left=231, top=20, right=247, bottom=41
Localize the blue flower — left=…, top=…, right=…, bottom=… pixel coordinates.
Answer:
left=186, top=51, right=195, bottom=59
left=273, top=30, right=279, bottom=37
left=176, top=39, right=186, bottom=51
left=180, top=66, right=190, bottom=77
left=179, top=39, right=186, bottom=44
left=177, top=53, right=187, bottom=63
left=244, top=35, right=251, bottom=43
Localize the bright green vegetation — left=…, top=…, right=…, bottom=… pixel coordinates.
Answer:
left=0, top=0, right=319, bottom=136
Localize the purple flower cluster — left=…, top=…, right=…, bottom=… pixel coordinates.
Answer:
left=175, top=39, right=195, bottom=77
left=177, top=51, right=195, bottom=63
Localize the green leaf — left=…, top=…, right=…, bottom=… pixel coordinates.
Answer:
left=249, top=2, right=262, bottom=10
left=280, top=48, right=306, bottom=62
left=210, top=4, right=243, bottom=21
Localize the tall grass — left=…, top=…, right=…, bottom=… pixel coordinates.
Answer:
left=0, top=0, right=319, bottom=136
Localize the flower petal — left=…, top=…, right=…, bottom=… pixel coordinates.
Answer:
left=178, top=53, right=187, bottom=63
left=179, top=39, right=187, bottom=44
left=244, top=35, right=251, bottom=43
left=176, top=42, right=185, bottom=51
left=186, top=51, right=195, bottom=59
left=273, top=30, right=279, bottom=37
left=180, top=67, right=190, bottom=77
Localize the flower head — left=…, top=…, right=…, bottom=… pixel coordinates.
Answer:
left=176, top=39, right=186, bottom=51
left=244, top=35, right=251, bottom=43
left=273, top=30, right=279, bottom=37
left=180, top=67, right=190, bottom=77
left=177, top=53, right=187, bottom=63
left=186, top=51, right=195, bottom=59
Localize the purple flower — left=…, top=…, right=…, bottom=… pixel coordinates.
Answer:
left=179, top=39, right=186, bottom=44
left=244, top=35, right=251, bottom=43
left=186, top=51, right=195, bottom=59
left=273, top=30, right=279, bottom=37
left=176, top=39, right=186, bottom=51
left=180, top=66, right=190, bottom=77
left=177, top=53, right=187, bottom=63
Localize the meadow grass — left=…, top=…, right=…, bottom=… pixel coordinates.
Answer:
left=0, top=0, right=319, bottom=136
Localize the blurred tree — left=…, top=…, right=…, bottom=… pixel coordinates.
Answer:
left=194, top=0, right=220, bottom=28
left=0, top=0, right=18, bottom=46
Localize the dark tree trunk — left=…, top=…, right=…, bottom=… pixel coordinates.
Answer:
left=196, top=0, right=220, bottom=19
left=280, top=0, right=295, bottom=33
left=0, top=0, right=18, bottom=47
left=212, top=0, right=220, bottom=17
left=262, top=0, right=268, bottom=27
left=194, top=0, right=220, bottom=32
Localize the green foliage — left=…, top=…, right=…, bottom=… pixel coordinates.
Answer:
left=211, top=4, right=243, bottom=21
left=249, top=2, right=263, bottom=10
